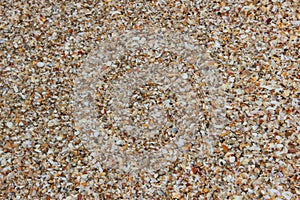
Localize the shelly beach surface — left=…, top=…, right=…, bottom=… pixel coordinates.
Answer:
left=1, top=0, right=299, bottom=199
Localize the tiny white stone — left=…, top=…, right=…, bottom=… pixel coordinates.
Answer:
left=181, top=73, right=188, bottom=79
left=57, top=135, right=63, bottom=141
left=68, top=143, right=74, bottom=149
left=24, top=140, right=32, bottom=147
left=229, top=156, right=236, bottom=163
left=1, top=157, right=7, bottom=166
left=215, top=41, right=221, bottom=48
left=269, top=189, right=280, bottom=196
left=116, top=140, right=123, bottom=145
left=48, top=118, right=58, bottom=127
left=13, top=85, right=18, bottom=93
left=176, top=138, right=185, bottom=148
left=93, top=131, right=99, bottom=137
left=37, top=62, right=44, bottom=67
left=6, top=122, right=13, bottom=128
left=282, top=191, right=293, bottom=200
left=228, top=76, right=235, bottom=82
left=74, top=131, right=80, bottom=136
left=292, top=21, right=300, bottom=26
left=276, top=143, right=284, bottom=148
left=233, top=196, right=243, bottom=200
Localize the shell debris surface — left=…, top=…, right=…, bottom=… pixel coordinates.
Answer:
left=0, top=0, right=299, bottom=199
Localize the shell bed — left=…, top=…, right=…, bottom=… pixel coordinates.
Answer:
left=0, top=0, right=299, bottom=199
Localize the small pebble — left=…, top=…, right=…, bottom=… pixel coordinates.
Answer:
left=229, top=156, right=236, bottom=163
left=6, top=122, right=13, bottom=129
left=37, top=62, right=44, bottom=67
left=181, top=73, right=188, bottom=79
